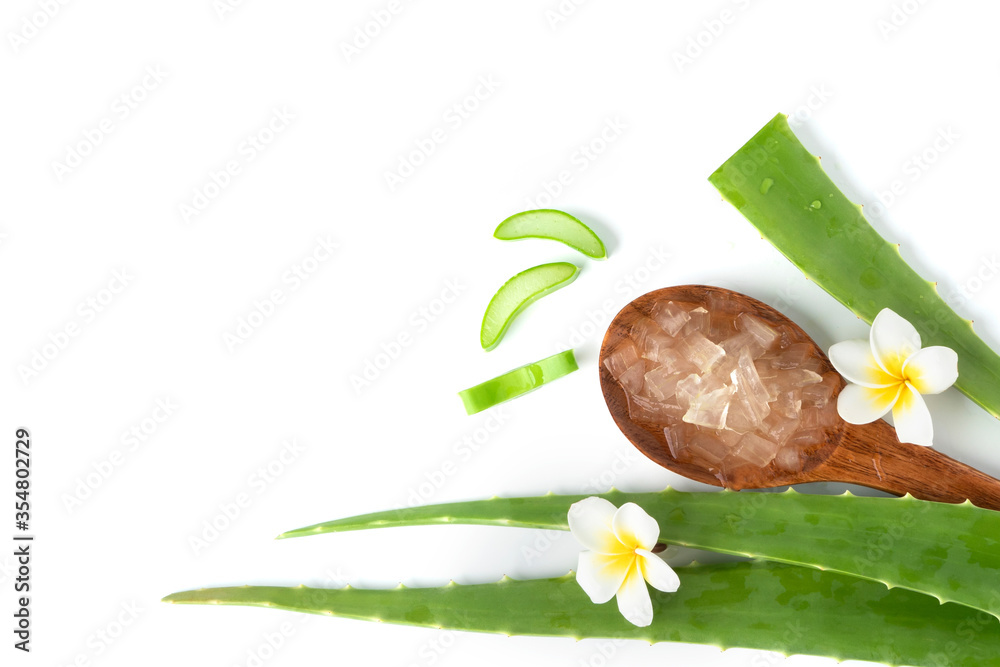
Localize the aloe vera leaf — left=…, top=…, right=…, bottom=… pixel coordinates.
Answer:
left=494, top=209, right=607, bottom=259
left=708, top=113, right=1000, bottom=420
left=480, top=262, right=579, bottom=351
left=458, top=349, right=578, bottom=415
left=163, top=561, right=1000, bottom=666
left=278, top=489, right=1000, bottom=619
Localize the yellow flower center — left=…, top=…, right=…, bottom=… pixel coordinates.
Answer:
left=874, top=348, right=921, bottom=392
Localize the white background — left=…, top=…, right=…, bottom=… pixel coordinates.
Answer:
left=3, top=1, right=1000, bottom=666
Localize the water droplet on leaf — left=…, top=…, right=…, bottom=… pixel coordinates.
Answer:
left=860, top=267, right=884, bottom=290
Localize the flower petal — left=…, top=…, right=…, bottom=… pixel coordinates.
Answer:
left=612, top=502, right=659, bottom=551
left=568, top=497, right=628, bottom=554
left=616, top=561, right=654, bottom=627
left=828, top=339, right=897, bottom=387
left=576, top=551, right=633, bottom=604
left=637, top=550, right=680, bottom=593
left=892, top=385, right=934, bottom=447
left=837, top=382, right=901, bottom=424
left=870, top=309, right=922, bottom=377
left=902, top=346, right=959, bottom=395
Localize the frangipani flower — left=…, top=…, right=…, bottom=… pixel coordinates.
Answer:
left=828, top=308, right=958, bottom=447
left=568, top=497, right=679, bottom=627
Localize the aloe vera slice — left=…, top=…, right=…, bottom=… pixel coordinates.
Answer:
left=278, top=489, right=1000, bottom=620
left=708, top=113, right=1000, bottom=420
left=164, top=562, right=1000, bottom=666
left=480, top=262, right=579, bottom=351
left=494, top=209, right=607, bottom=259
left=458, top=349, right=577, bottom=415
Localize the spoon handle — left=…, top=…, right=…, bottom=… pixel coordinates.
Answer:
left=820, top=419, right=1000, bottom=511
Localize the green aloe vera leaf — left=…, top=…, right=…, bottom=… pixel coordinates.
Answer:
left=494, top=209, right=607, bottom=259
left=458, top=349, right=578, bottom=415
left=480, top=262, right=579, bottom=351
left=164, top=562, right=1000, bottom=667
left=708, top=113, right=1000, bottom=419
left=277, top=489, right=1000, bottom=619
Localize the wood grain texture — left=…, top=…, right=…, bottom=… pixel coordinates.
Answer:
left=599, top=285, right=1000, bottom=509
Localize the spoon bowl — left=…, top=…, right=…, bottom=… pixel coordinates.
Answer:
left=599, top=285, right=1000, bottom=509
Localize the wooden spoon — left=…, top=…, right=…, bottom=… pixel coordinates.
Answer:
left=599, top=284, right=1000, bottom=509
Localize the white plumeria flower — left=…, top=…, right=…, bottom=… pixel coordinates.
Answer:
left=828, top=308, right=958, bottom=447
left=568, top=497, right=679, bottom=627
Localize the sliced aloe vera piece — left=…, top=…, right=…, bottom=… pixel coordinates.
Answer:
left=494, top=209, right=607, bottom=259
left=164, top=562, right=1000, bottom=666
left=480, top=262, right=579, bottom=351
left=458, top=349, right=577, bottom=414
left=709, top=113, right=1000, bottom=420
left=278, top=489, right=1000, bottom=621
